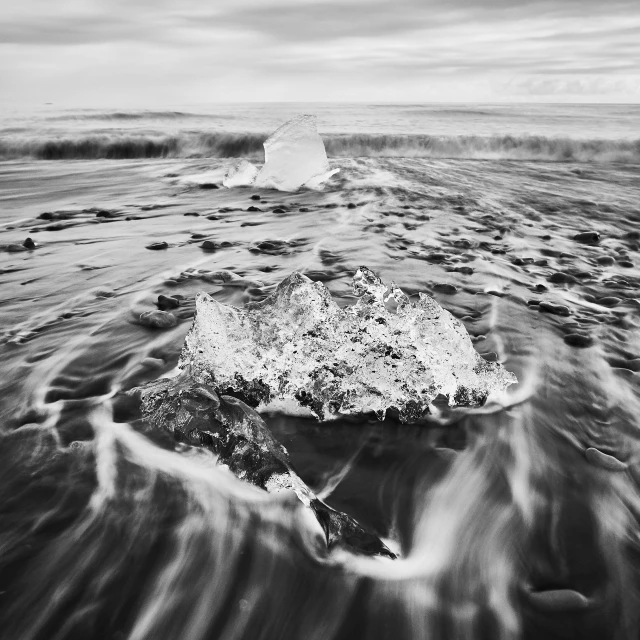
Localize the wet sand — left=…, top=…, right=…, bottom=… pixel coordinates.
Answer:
left=1, top=157, right=640, bottom=639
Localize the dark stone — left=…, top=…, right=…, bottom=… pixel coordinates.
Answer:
left=425, top=253, right=449, bottom=263
left=198, top=183, right=219, bottom=189
left=564, top=333, right=593, bottom=348
left=597, top=297, right=621, bottom=308
left=200, top=240, right=218, bottom=251
left=538, top=301, right=571, bottom=316
left=250, top=195, right=261, bottom=200
left=625, top=231, right=640, bottom=240
left=432, top=283, right=458, bottom=294
left=184, top=212, right=200, bottom=217
left=573, top=231, right=600, bottom=244
left=453, top=266, right=474, bottom=275
left=618, top=260, right=635, bottom=268
left=548, top=272, right=578, bottom=285
left=347, top=203, right=356, bottom=209
left=22, top=237, right=36, bottom=249
left=272, top=208, right=286, bottom=213
left=247, top=206, right=261, bottom=212
left=157, top=294, right=180, bottom=310
left=146, top=242, right=169, bottom=251
left=535, top=284, right=548, bottom=292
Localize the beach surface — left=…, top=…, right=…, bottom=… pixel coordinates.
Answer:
left=1, top=104, right=640, bottom=640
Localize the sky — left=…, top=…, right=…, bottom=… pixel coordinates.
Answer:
left=2, top=0, right=640, bottom=107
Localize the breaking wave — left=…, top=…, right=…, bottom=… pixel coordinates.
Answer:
left=1, top=132, right=639, bottom=162
left=45, top=110, right=219, bottom=121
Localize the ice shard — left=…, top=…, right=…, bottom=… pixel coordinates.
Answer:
left=133, top=372, right=395, bottom=558
left=254, top=115, right=339, bottom=192
left=222, top=159, right=259, bottom=188
left=180, top=267, right=517, bottom=422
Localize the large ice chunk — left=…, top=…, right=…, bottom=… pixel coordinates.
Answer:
left=133, top=372, right=395, bottom=558
left=222, top=159, right=259, bottom=188
left=254, top=115, right=339, bottom=192
left=179, top=267, right=517, bottom=422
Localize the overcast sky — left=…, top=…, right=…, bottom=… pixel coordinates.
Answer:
left=2, top=0, right=640, bottom=106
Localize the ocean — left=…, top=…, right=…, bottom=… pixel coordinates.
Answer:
left=1, top=103, right=639, bottom=640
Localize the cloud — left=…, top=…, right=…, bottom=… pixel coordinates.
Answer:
left=1, top=0, right=639, bottom=104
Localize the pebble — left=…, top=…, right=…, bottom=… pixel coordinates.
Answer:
left=585, top=447, right=628, bottom=471
left=597, top=297, right=621, bottom=307
left=528, top=589, right=591, bottom=612
left=618, top=260, right=635, bottom=268
left=573, top=231, right=600, bottom=244
left=609, top=357, right=640, bottom=372
left=527, top=299, right=540, bottom=306
left=157, top=294, right=180, bottom=310
left=146, top=242, right=168, bottom=251
left=596, top=256, right=614, bottom=266
left=247, top=206, right=261, bottom=212
left=453, top=266, right=474, bottom=275
left=548, top=272, right=578, bottom=285
left=272, top=208, right=286, bottom=213
left=539, top=301, right=571, bottom=316
left=535, top=284, right=548, bottom=293
left=432, top=283, right=458, bottom=294
left=200, top=241, right=218, bottom=251
left=183, top=212, right=200, bottom=217
left=139, top=310, right=177, bottom=329
left=625, top=231, right=640, bottom=240
left=250, top=195, right=261, bottom=200
left=347, top=203, right=356, bottom=209
left=426, top=253, right=449, bottom=263
left=198, top=183, right=219, bottom=189
left=564, top=334, right=593, bottom=348
left=23, top=237, right=36, bottom=249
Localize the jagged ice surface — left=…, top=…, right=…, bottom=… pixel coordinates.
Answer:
left=222, top=159, right=259, bottom=188
left=221, top=115, right=338, bottom=192
left=180, top=267, right=517, bottom=421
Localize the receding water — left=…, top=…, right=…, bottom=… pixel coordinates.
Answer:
left=1, top=104, right=640, bottom=640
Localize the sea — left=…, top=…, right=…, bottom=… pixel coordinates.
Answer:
left=1, top=103, right=639, bottom=640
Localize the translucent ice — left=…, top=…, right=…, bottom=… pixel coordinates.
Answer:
left=180, top=267, right=517, bottom=421
left=254, top=115, right=339, bottom=192
left=222, top=159, right=259, bottom=188
left=134, top=372, right=395, bottom=558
